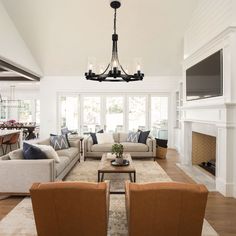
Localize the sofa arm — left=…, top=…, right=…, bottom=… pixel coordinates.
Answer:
left=84, top=136, right=93, bottom=152
left=0, top=159, right=55, bottom=194
left=146, top=137, right=156, bottom=156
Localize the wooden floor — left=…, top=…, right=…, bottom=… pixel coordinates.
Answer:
left=0, top=149, right=236, bottom=235
left=157, top=149, right=236, bottom=236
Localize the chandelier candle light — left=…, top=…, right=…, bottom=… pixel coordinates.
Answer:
left=85, top=0, right=144, bottom=82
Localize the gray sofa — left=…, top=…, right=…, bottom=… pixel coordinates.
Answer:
left=84, top=132, right=156, bottom=160
left=0, top=138, right=80, bottom=195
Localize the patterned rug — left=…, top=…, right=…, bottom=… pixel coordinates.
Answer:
left=0, top=159, right=218, bottom=236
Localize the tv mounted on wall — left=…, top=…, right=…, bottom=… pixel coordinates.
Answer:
left=186, top=50, right=223, bottom=101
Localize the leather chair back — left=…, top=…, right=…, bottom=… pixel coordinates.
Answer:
left=125, top=182, right=208, bottom=236
left=30, top=181, right=109, bottom=236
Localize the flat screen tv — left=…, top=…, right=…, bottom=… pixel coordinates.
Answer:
left=186, top=50, right=223, bottom=101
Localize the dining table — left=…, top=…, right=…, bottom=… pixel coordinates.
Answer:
left=0, top=124, right=37, bottom=140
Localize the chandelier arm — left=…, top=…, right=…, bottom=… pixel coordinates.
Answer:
left=118, top=61, right=131, bottom=76
left=98, top=63, right=110, bottom=76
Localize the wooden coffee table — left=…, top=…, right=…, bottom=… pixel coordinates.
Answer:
left=98, top=153, right=136, bottom=185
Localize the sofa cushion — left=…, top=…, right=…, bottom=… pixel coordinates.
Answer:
left=91, top=143, right=113, bottom=152
left=33, top=144, right=60, bottom=163
left=119, top=133, right=128, bottom=142
left=9, top=149, right=24, bottom=160
left=120, top=142, right=149, bottom=152
left=56, top=147, right=78, bottom=160
left=113, top=133, right=119, bottom=143
left=55, top=156, right=70, bottom=176
left=37, top=138, right=50, bottom=145
left=96, top=133, right=114, bottom=144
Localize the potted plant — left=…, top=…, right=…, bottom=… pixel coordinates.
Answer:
left=112, top=143, right=124, bottom=164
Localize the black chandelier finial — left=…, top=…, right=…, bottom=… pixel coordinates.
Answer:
left=85, top=0, right=144, bottom=82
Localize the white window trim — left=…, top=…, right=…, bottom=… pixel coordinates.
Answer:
left=57, top=92, right=170, bottom=136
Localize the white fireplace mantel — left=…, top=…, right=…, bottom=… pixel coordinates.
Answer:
left=179, top=27, right=236, bottom=198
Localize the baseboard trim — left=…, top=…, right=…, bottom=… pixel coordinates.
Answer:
left=216, top=177, right=235, bottom=197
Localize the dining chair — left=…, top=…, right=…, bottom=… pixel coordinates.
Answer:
left=3, top=132, right=20, bottom=154
left=0, top=137, right=5, bottom=155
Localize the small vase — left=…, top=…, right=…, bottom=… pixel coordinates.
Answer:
left=115, top=156, right=123, bottom=165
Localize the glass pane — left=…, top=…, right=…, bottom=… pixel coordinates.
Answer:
left=128, top=96, right=146, bottom=131
left=83, top=96, right=101, bottom=133
left=106, top=96, right=124, bottom=133
left=151, top=97, right=168, bottom=139
left=36, top=100, right=40, bottom=125
left=19, top=100, right=33, bottom=123
left=60, top=96, right=78, bottom=130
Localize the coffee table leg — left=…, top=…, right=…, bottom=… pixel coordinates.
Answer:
left=129, top=173, right=133, bottom=182
left=134, top=171, right=136, bottom=182
left=101, top=173, right=104, bottom=182
left=98, top=171, right=100, bottom=182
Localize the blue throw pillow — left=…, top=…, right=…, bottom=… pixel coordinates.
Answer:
left=138, top=130, right=150, bottom=144
left=23, top=142, right=48, bottom=160
left=90, top=129, right=104, bottom=144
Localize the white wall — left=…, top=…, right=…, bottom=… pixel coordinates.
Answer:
left=40, top=76, right=180, bottom=148
left=184, top=0, right=236, bottom=58
left=0, top=1, right=41, bottom=76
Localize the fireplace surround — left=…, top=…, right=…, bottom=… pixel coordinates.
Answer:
left=179, top=27, right=236, bottom=198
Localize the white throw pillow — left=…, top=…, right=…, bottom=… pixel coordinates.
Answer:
left=33, top=144, right=60, bottom=163
left=9, top=149, right=24, bottom=160
left=96, top=133, right=114, bottom=144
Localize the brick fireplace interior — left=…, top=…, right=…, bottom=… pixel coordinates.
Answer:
left=192, top=132, right=216, bottom=176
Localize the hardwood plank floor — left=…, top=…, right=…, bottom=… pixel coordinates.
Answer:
left=0, top=149, right=236, bottom=236
left=0, top=196, right=22, bottom=220
left=157, top=149, right=236, bottom=236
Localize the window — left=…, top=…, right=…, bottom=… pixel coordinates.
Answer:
left=106, top=96, right=124, bottom=132
left=83, top=96, right=101, bottom=133
left=60, top=96, right=79, bottom=130
left=58, top=93, right=169, bottom=139
left=151, top=97, right=168, bottom=139
left=35, top=100, right=40, bottom=124
left=128, top=96, right=146, bottom=131
left=19, top=100, right=32, bottom=123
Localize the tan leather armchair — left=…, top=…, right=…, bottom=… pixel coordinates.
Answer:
left=30, top=181, right=109, bottom=236
left=125, top=181, right=208, bottom=236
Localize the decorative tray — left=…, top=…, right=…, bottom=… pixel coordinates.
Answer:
left=111, top=159, right=130, bottom=166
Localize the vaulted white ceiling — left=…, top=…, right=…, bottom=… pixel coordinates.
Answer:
left=1, top=0, right=198, bottom=76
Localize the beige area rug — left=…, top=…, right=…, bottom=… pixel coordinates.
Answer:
left=0, top=159, right=218, bottom=236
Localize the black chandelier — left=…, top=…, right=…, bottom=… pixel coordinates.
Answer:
left=85, top=0, right=144, bottom=82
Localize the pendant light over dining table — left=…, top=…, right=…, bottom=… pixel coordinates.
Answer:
left=85, top=0, right=144, bottom=82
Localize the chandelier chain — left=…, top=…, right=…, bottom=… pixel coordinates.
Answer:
left=114, top=9, right=117, bottom=34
